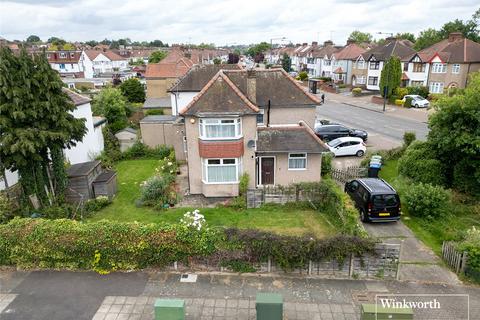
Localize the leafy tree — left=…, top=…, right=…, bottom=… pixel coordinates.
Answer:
left=148, top=50, right=168, bottom=63
left=149, top=40, right=165, bottom=47
left=246, top=42, right=271, bottom=58
left=427, top=72, right=480, bottom=195
left=439, top=17, right=479, bottom=42
left=213, top=57, right=221, bottom=65
left=395, top=32, right=416, bottom=43
left=348, top=30, right=373, bottom=43
left=281, top=53, right=292, bottom=72
left=92, top=87, right=128, bottom=132
left=227, top=53, right=239, bottom=64
left=85, top=40, right=99, bottom=47
left=119, top=78, right=145, bottom=103
left=413, top=28, right=442, bottom=50
left=63, top=43, right=75, bottom=50
left=379, top=56, right=401, bottom=98
left=47, top=37, right=66, bottom=46
left=26, top=35, right=40, bottom=43
left=0, top=48, right=86, bottom=203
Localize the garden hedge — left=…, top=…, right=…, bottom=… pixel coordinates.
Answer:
left=0, top=218, right=376, bottom=273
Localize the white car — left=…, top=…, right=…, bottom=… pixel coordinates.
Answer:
left=327, top=137, right=366, bottom=157
left=403, top=95, right=429, bottom=108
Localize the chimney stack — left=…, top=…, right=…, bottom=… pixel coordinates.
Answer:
left=312, top=41, right=318, bottom=46
left=346, top=39, right=355, bottom=45
left=448, top=32, right=464, bottom=42
left=246, top=70, right=256, bottom=104
left=302, top=42, right=308, bottom=46
left=323, top=40, right=333, bottom=46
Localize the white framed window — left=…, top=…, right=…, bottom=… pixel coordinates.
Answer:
left=324, top=59, right=331, bottom=66
left=368, top=76, right=378, bottom=86
left=199, top=118, right=242, bottom=140
left=452, top=64, right=460, bottom=74
left=256, top=109, right=265, bottom=125
left=70, top=52, right=75, bottom=58
left=432, top=63, right=446, bottom=73
left=59, top=52, right=67, bottom=58
left=202, top=158, right=241, bottom=184
left=369, top=61, right=380, bottom=70
left=288, top=153, right=307, bottom=170
left=429, top=82, right=444, bottom=94
left=356, top=60, right=365, bottom=69
left=357, top=76, right=366, bottom=84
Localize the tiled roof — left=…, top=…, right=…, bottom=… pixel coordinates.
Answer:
left=311, top=45, right=340, bottom=59
left=257, top=122, right=328, bottom=153
left=169, top=64, right=242, bottom=92
left=363, top=39, right=416, bottom=61
left=334, top=44, right=367, bottom=60
left=142, top=97, right=171, bottom=109
left=417, top=35, right=480, bottom=63
left=145, top=58, right=192, bottom=78
left=62, top=88, right=91, bottom=106
left=102, top=50, right=125, bottom=61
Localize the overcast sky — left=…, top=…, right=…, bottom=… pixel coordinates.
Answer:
left=0, top=0, right=477, bottom=45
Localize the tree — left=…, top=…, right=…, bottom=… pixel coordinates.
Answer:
left=0, top=48, right=86, bottom=203
left=149, top=40, right=165, bottom=47
left=414, top=28, right=442, bottom=50
left=395, top=32, right=416, bottom=43
left=47, top=37, right=66, bottom=46
left=63, top=43, right=75, bottom=50
left=348, top=31, right=373, bottom=43
left=119, top=78, right=145, bottom=103
left=148, top=50, right=168, bottom=63
left=427, top=72, right=480, bottom=195
left=281, top=53, right=292, bottom=72
left=85, top=40, right=99, bottom=47
left=26, top=35, right=40, bottom=43
left=439, top=18, right=479, bottom=42
left=245, top=42, right=271, bottom=58
left=213, top=57, right=221, bottom=65
left=379, top=56, right=401, bottom=98
left=227, top=53, right=239, bottom=64
left=92, top=87, right=128, bottom=132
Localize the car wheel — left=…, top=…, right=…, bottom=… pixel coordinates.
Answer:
left=356, top=150, right=365, bottom=157
left=360, top=210, right=369, bottom=223
left=415, top=104, right=419, bottom=108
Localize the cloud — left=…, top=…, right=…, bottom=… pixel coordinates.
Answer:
left=0, top=0, right=477, bottom=45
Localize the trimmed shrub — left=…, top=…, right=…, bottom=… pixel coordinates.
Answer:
left=145, top=109, right=164, bottom=116
left=403, top=131, right=416, bottom=147
left=406, top=86, right=429, bottom=98
left=321, top=152, right=334, bottom=176
left=140, top=174, right=176, bottom=207
left=403, top=182, right=450, bottom=219
left=121, top=142, right=173, bottom=160
left=394, top=99, right=404, bottom=106
left=298, top=71, right=308, bottom=81
left=395, top=87, right=408, bottom=99
left=84, top=196, right=112, bottom=214
left=352, top=87, right=362, bottom=97
left=398, top=141, right=445, bottom=186
left=404, top=96, right=413, bottom=108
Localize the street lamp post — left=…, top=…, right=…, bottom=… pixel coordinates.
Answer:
left=377, top=32, right=394, bottom=112
left=269, top=37, right=286, bottom=64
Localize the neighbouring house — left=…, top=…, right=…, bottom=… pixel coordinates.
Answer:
left=1, top=89, right=105, bottom=191
left=168, top=64, right=242, bottom=115
left=47, top=50, right=93, bottom=78
left=363, top=38, right=417, bottom=91
left=115, top=127, right=138, bottom=152
left=82, top=50, right=129, bottom=76
left=418, top=32, right=480, bottom=93
left=351, top=54, right=368, bottom=88
left=331, top=41, right=367, bottom=85
left=308, top=41, right=341, bottom=78
left=179, top=68, right=325, bottom=197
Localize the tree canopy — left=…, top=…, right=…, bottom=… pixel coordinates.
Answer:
left=281, top=53, right=292, bottom=72
left=119, top=78, right=145, bottom=103
left=379, top=56, right=401, bottom=98
left=92, top=87, right=128, bottom=133
left=348, top=31, right=373, bottom=44
left=148, top=50, right=168, bottom=63
left=245, top=42, right=271, bottom=58
left=26, top=35, right=40, bottom=43
left=395, top=32, right=416, bottom=43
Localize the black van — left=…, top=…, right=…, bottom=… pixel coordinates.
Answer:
left=344, top=178, right=401, bottom=222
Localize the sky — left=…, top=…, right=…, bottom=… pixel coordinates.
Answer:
left=0, top=0, right=478, bottom=46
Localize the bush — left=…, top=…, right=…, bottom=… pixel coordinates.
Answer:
left=298, top=71, right=308, bottom=81
left=398, top=141, right=446, bottom=186
left=456, top=227, right=480, bottom=278
left=338, top=84, right=347, bottom=89
left=39, top=205, right=73, bottom=220
left=121, top=142, right=173, bottom=161
left=406, top=86, right=429, bottom=98
left=321, top=152, right=334, bottom=176
left=453, top=158, right=480, bottom=197
left=403, top=132, right=416, bottom=147
left=119, top=78, right=145, bottom=103
left=352, top=87, right=362, bottom=96
left=319, top=77, right=332, bottom=82
left=0, top=193, right=14, bottom=223
left=84, top=196, right=112, bottom=214
left=239, top=173, right=249, bottom=196
left=140, top=174, right=176, bottom=207
left=360, top=147, right=405, bottom=167
left=404, top=96, right=413, bottom=108
left=388, top=95, right=399, bottom=104
left=403, top=182, right=450, bottom=219
left=395, top=87, right=408, bottom=99
left=394, top=99, right=404, bottom=106
left=145, top=109, right=164, bottom=116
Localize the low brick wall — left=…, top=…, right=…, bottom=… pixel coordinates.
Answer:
left=371, top=95, right=385, bottom=105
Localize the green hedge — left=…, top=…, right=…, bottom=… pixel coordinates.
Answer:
left=0, top=218, right=376, bottom=273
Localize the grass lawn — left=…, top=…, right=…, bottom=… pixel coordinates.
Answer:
left=89, top=159, right=336, bottom=238
left=380, top=159, right=480, bottom=255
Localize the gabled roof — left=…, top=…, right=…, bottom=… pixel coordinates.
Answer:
left=102, top=50, right=125, bottom=61
left=363, top=39, right=416, bottom=62
left=62, top=88, right=91, bottom=106
left=334, top=43, right=367, bottom=61
left=417, top=35, right=480, bottom=63
left=311, top=45, right=340, bottom=59
left=168, top=64, right=242, bottom=92
left=180, top=71, right=259, bottom=116
left=257, top=121, right=329, bottom=153
left=145, top=58, right=192, bottom=78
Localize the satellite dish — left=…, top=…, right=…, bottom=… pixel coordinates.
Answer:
left=247, top=140, right=256, bottom=148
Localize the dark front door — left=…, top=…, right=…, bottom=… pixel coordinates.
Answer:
left=261, top=157, right=275, bottom=185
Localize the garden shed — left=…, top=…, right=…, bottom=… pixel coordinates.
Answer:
left=65, top=160, right=104, bottom=203
left=92, top=170, right=117, bottom=200
left=115, top=127, right=138, bottom=152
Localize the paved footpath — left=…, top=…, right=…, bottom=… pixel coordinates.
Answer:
left=0, top=270, right=478, bottom=320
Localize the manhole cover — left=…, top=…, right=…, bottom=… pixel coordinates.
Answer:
left=180, top=274, right=198, bottom=283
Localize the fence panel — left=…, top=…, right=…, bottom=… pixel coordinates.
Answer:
left=442, top=241, right=468, bottom=274
left=331, top=166, right=367, bottom=184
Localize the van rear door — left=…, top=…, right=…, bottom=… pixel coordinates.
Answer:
left=371, top=194, right=400, bottom=219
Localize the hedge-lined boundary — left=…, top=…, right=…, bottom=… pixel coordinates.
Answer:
left=0, top=218, right=376, bottom=273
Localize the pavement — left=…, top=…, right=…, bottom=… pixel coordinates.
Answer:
left=0, top=270, right=477, bottom=320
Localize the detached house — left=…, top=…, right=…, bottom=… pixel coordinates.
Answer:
left=178, top=69, right=327, bottom=197
left=418, top=32, right=480, bottom=93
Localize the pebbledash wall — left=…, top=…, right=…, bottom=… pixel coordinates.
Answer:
left=168, top=243, right=401, bottom=280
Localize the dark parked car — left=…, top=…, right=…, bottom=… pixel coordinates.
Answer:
left=344, top=178, right=401, bottom=222
left=314, top=124, right=368, bottom=141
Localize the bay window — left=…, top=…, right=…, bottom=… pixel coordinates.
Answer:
left=288, top=153, right=307, bottom=170
left=202, top=158, right=241, bottom=183
left=199, top=118, right=241, bottom=140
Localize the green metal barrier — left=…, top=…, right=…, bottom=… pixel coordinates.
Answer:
left=154, top=299, right=185, bottom=320
left=256, top=292, right=283, bottom=320
left=361, top=304, right=413, bottom=320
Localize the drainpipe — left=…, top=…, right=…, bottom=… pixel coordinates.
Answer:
left=266, top=100, right=271, bottom=127
left=465, top=63, right=471, bottom=88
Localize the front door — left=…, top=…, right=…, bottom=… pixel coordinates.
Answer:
left=261, top=157, right=275, bottom=185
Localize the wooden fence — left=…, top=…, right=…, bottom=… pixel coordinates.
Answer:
left=442, top=241, right=468, bottom=274
left=331, top=166, right=367, bottom=184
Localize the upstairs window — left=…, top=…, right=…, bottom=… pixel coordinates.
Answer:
left=199, top=118, right=242, bottom=140
left=70, top=52, right=75, bottom=58
left=59, top=52, right=67, bottom=58
left=403, top=63, right=409, bottom=71
left=452, top=64, right=460, bottom=74
left=432, top=63, right=446, bottom=73
left=356, top=60, right=365, bottom=69
left=413, top=63, right=425, bottom=73
left=369, top=61, right=380, bottom=70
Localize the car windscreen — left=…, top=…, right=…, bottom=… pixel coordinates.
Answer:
left=372, top=194, right=398, bottom=208
left=327, top=139, right=342, bottom=147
